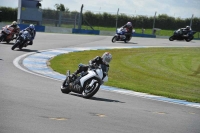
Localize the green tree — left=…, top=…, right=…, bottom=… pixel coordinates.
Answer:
left=54, top=3, right=65, bottom=11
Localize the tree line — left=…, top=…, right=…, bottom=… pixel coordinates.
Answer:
left=0, top=6, right=200, bottom=31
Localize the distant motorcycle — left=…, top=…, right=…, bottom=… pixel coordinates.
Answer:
left=112, top=27, right=135, bottom=43
left=169, top=29, right=196, bottom=42
left=11, top=30, right=32, bottom=50
left=0, top=25, right=19, bottom=43
left=60, top=64, right=108, bottom=99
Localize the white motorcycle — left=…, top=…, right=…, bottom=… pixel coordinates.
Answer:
left=60, top=64, right=108, bottom=99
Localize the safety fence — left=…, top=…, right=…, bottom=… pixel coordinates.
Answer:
left=1, top=22, right=200, bottom=39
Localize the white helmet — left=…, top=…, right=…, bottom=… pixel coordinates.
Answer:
left=126, top=22, right=132, bottom=27
left=102, top=52, right=112, bottom=65
left=186, top=26, right=190, bottom=30
left=12, top=21, right=17, bottom=26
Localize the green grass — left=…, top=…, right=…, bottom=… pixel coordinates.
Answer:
left=50, top=48, right=200, bottom=103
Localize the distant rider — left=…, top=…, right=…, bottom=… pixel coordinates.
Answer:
left=69, top=52, right=112, bottom=93
left=122, top=22, right=133, bottom=40
left=179, top=26, right=191, bottom=37
left=10, top=21, right=20, bottom=38
left=20, top=24, right=36, bottom=45
left=2, top=21, right=20, bottom=39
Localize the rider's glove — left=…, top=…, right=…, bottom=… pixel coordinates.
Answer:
left=89, top=64, right=95, bottom=69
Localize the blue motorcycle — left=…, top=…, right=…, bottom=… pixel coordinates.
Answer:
left=11, top=30, right=32, bottom=50
left=112, top=27, right=135, bottom=43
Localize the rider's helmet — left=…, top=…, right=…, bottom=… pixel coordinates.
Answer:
left=102, top=52, right=112, bottom=65
left=186, top=26, right=190, bottom=30
left=11, top=21, right=17, bottom=27
left=126, top=22, right=132, bottom=28
left=29, top=24, right=35, bottom=30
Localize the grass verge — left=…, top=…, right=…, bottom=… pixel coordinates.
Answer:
left=50, top=47, right=200, bottom=103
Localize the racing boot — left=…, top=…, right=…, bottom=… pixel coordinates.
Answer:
left=28, top=41, right=33, bottom=45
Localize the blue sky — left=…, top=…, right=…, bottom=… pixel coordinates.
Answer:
left=1, top=0, right=200, bottom=18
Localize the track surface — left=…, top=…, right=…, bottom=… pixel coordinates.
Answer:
left=1, top=32, right=200, bottom=133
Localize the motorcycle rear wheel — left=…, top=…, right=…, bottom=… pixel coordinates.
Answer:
left=185, top=39, right=191, bottom=42
left=185, top=36, right=193, bottom=42
left=82, top=78, right=101, bottom=99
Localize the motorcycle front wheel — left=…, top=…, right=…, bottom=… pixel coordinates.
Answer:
left=82, top=78, right=101, bottom=99
left=6, top=40, right=10, bottom=44
left=11, top=41, right=20, bottom=50
left=60, top=77, right=71, bottom=94
left=112, top=36, right=117, bottom=43
left=19, top=44, right=23, bottom=50
left=124, top=39, right=128, bottom=43
left=0, top=34, right=5, bottom=42
left=169, top=36, right=174, bottom=41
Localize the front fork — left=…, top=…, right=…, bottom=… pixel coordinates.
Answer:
left=89, top=79, right=98, bottom=87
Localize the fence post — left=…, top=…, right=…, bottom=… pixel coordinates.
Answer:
left=78, top=4, right=84, bottom=29
left=58, top=11, right=62, bottom=27
left=152, top=11, right=157, bottom=35
left=116, top=8, right=119, bottom=31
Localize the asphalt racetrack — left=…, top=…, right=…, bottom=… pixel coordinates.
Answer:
left=1, top=32, right=200, bottom=133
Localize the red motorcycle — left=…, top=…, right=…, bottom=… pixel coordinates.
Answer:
left=0, top=25, right=20, bottom=43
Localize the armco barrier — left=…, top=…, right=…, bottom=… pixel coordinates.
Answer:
left=133, top=33, right=156, bottom=38
left=45, top=26, right=72, bottom=34
left=99, top=30, right=115, bottom=36
left=18, top=24, right=45, bottom=32
left=72, top=28, right=100, bottom=35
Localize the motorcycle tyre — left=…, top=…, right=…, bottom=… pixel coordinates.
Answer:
left=60, top=77, right=71, bottom=94
left=185, top=36, right=193, bottom=42
left=82, top=78, right=101, bottom=99
left=19, top=45, right=23, bottom=50
left=0, top=34, right=4, bottom=42
left=124, top=39, right=127, bottom=43
left=6, top=40, right=10, bottom=44
left=112, top=36, right=117, bottom=43
left=11, top=41, right=20, bottom=50
left=169, top=36, right=174, bottom=41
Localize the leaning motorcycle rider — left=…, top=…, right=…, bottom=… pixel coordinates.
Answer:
left=122, top=22, right=133, bottom=40
left=2, top=21, right=20, bottom=39
left=10, top=21, right=20, bottom=38
left=69, top=52, right=112, bottom=93
left=179, top=26, right=191, bottom=37
left=20, top=24, right=36, bottom=45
